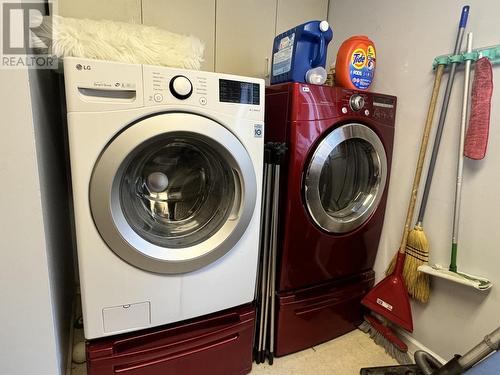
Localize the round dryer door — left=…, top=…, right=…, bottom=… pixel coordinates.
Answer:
left=304, top=123, right=387, bottom=233
left=90, top=113, right=257, bottom=274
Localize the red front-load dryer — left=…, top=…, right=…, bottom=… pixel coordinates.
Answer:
left=265, top=83, right=396, bottom=356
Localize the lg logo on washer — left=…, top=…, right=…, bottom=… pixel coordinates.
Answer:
left=76, top=63, right=91, bottom=71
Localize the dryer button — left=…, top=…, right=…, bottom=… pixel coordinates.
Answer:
left=341, top=107, right=348, bottom=114
left=350, top=94, right=365, bottom=111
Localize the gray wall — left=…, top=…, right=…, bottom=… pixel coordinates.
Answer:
left=328, top=0, right=500, bottom=360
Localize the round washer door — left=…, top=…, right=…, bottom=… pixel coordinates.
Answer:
left=304, top=123, right=387, bottom=234
left=90, top=113, right=257, bottom=274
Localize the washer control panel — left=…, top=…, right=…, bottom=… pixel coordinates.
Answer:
left=219, top=79, right=260, bottom=105
left=63, top=57, right=264, bottom=118
left=145, top=66, right=211, bottom=107
left=143, top=65, right=263, bottom=116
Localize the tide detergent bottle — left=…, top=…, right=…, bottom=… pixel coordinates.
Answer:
left=335, top=36, right=376, bottom=90
left=271, top=20, right=333, bottom=85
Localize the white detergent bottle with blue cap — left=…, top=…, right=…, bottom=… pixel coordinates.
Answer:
left=271, top=20, right=333, bottom=85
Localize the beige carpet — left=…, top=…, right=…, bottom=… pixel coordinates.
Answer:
left=71, top=329, right=396, bottom=375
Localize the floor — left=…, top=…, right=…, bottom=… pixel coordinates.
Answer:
left=70, top=328, right=397, bottom=375
left=250, top=330, right=397, bottom=374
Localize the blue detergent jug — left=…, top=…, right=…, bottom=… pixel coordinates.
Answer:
left=271, top=20, right=333, bottom=85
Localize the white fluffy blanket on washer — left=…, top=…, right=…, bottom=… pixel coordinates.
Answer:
left=34, top=15, right=204, bottom=70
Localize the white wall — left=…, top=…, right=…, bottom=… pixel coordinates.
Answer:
left=28, top=67, right=75, bottom=375
left=0, top=2, right=74, bottom=372
left=0, top=68, right=61, bottom=375
left=328, top=0, right=500, bottom=360
left=56, top=0, right=329, bottom=77
left=57, top=0, right=141, bottom=23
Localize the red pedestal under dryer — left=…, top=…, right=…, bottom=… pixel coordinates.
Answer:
left=86, top=304, right=255, bottom=375
left=265, top=83, right=396, bottom=356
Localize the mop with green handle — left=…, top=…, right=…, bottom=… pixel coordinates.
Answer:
left=418, top=33, right=492, bottom=291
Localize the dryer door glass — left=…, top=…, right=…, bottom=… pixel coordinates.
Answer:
left=90, top=113, right=257, bottom=274
left=304, top=123, right=387, bottom=233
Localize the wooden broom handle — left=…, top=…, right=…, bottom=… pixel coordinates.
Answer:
left=399, top=64, right=445, bottom=253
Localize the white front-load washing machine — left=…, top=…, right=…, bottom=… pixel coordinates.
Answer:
left=63, top=57, right=264, bottom=339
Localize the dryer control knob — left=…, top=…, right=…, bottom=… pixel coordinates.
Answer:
left=350, top=94, right=365, bottom=111
left=169, top=75, right=193, bottom=100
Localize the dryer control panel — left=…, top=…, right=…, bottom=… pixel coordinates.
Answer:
left=336, top=89, right=396, bottom=126
left=337, top=90, right=372, bottom=118
left=372, top=94, right=397, bottom=124
left=274, top=83, right=397, bottom=126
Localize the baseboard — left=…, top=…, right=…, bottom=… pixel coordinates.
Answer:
left=398, top=330, right=447, bottom=365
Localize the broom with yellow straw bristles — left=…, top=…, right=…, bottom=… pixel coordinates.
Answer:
left=386, top=11, right=469, bottom=302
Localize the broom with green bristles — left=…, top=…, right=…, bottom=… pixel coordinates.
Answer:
left=386, top=6, right=470, bottom=303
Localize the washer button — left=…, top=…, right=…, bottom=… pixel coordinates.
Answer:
left=341, top=107, right=348, bottom=114
left=169, top=75, right=193, bottom=99
left=153, top=93, right=163, bottom=102
left=199, top=97, right=207, bottom=105
left=365, top=109, right=370, bottom=116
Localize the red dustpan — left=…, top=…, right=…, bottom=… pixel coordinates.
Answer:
left=361, top=5, right=470, bottom=359
left=359, top=64, right=445, bottom=338
left=360, top=51, right=448, bottom=339
left=362, top=252, right=413, bottom=333
left=361, top=65, right=444, bottom=340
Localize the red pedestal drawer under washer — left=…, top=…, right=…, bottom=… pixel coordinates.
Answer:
left=86, top=304, right=255, bottom=375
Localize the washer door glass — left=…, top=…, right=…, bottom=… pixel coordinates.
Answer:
left=304, top=123, right=387, bottom=233
left=90, top=113, right=257, bottom=274
left=120, top=136, right=235, bottom=248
